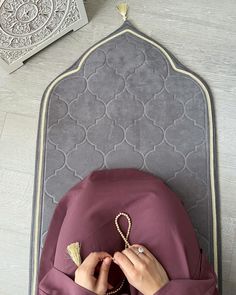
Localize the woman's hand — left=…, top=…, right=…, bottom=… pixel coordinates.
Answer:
left=113, top=244, right=169, bottom=295
left=74, top=251, right=113, bottom=295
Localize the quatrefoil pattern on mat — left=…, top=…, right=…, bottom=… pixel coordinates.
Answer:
left=30, top=20, right=220, bottom=294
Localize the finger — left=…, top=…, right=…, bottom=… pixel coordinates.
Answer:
left=82, top=252, right=112, bottom=275
left=113, top=251, right=134, bottom=277
left=97, top=257, right=112, bottom=291
left=131, top=244, right=156, bottom=260
left=122, top=248, right=142, bottom=266
left=128, top=246, right=150, bottom=264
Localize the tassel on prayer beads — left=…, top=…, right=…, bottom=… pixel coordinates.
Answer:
left=67, top=242, right=82, bottom=266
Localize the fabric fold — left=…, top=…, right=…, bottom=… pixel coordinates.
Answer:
left=39, top=266, right=96, bottom=295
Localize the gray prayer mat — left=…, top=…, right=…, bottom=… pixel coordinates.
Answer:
left=29, top=20, right=221, bottom=294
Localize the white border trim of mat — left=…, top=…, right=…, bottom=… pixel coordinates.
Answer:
left=31, top=28, right=218, bottom=294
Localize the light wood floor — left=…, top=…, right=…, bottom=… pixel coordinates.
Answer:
left=0, top=0, right=235, bottom=294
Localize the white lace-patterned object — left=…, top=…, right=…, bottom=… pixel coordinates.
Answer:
left=0, top=0, right=88, bottom=73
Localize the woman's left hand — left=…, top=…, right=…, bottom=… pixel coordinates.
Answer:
left=74, top=251, right=113, bottom=295
left=113, top=244, right=169, bottom=295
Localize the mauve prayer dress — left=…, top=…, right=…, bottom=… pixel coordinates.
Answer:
left=38, top=168, right=220, bottom=295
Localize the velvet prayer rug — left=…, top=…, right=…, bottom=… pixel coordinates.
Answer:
left=29, top=20, right=221, bottom=295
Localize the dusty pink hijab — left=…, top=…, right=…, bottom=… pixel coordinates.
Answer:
left=38, top=168, right=219, bottom=295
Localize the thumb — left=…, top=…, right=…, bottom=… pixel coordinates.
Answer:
left=97, top=257, right=112, bottom=291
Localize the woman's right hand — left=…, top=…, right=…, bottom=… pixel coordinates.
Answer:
left=113, top=244, right=169, bottom=295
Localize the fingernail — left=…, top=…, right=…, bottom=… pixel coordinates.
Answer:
left=104, top=257, right=111, bottom=264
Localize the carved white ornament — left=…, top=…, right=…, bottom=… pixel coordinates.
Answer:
left=0, top=0, right=88, bottom=72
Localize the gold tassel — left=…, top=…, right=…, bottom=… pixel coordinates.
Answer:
left=116, top=3, right=128, bottom=21
left=67, top=242, right=82, bottom=267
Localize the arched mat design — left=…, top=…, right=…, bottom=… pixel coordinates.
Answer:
left=29, top=20, right=221, bottom=295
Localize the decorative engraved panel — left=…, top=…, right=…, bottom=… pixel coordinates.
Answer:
left=0, top=0, right=88, bottom=72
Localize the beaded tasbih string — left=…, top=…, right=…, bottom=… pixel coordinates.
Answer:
left=114, top=212, right=132, bottom=248
left=106, top=212, right=132, bottom=294
left=67, top=212, right=132, bottom=295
